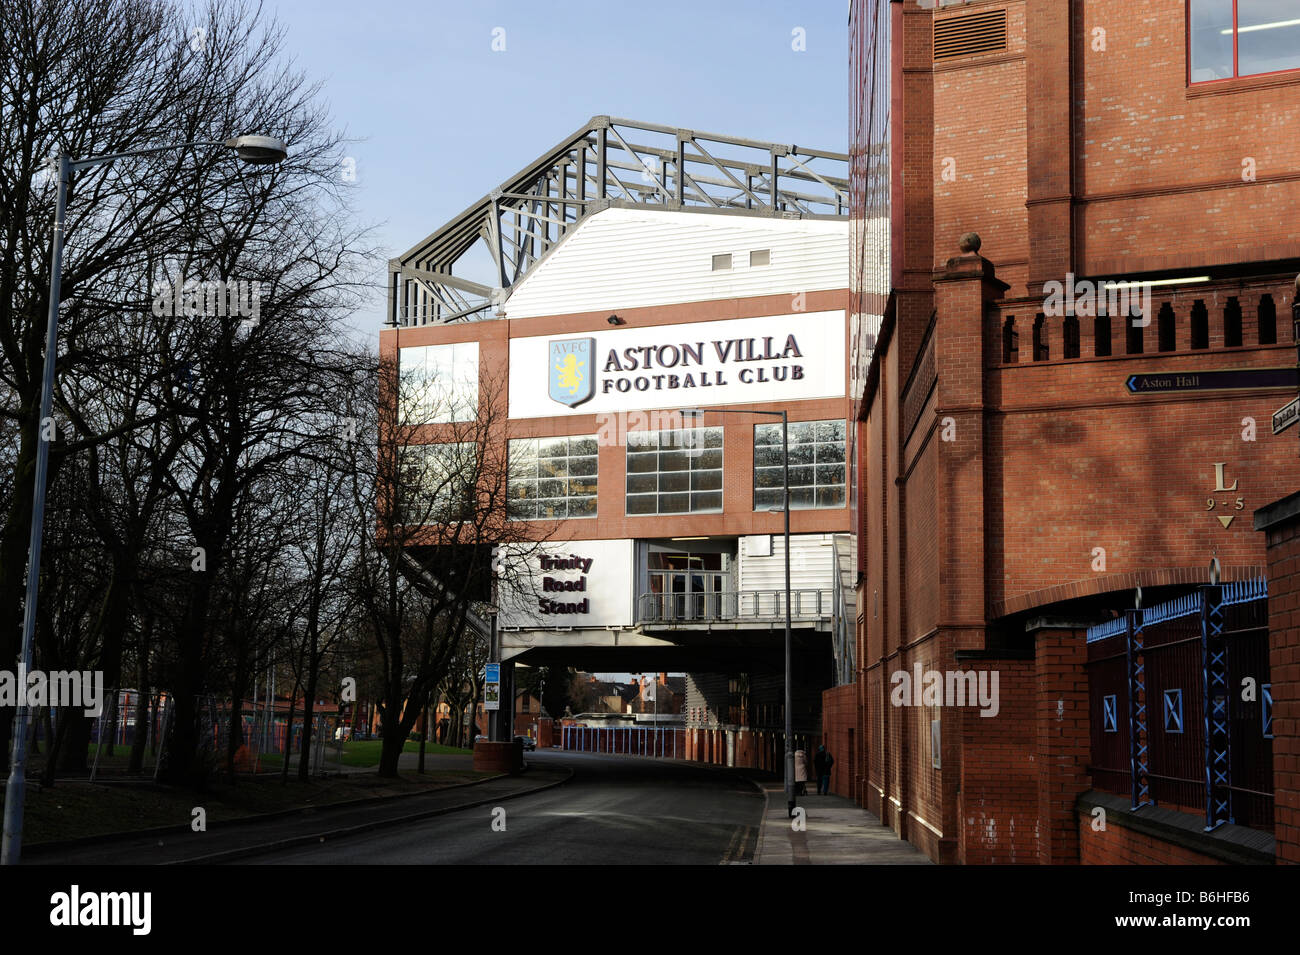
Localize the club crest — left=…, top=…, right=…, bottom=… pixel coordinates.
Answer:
left=549, top=337, right=594, bottom=407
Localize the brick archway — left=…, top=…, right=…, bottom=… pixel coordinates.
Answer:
left=991, top=564, right=1269, bottom=619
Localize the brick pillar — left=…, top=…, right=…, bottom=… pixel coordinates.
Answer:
left=1255, top=491, right=1300, bottom=864
left=1025, top=0, right=1074, bottom=296
left=1027, top=617, right=1092, bottom=865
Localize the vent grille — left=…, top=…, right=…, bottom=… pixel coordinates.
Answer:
left=933, top=9, right=1008, bottom=61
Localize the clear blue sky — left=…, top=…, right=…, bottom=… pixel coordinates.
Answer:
left=266, top=0, right=849, bottom=331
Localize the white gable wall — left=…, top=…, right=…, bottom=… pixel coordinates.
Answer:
left=503, top=207, right=847, bottom=319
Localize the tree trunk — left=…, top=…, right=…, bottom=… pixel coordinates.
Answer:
left=418, top=705, right=428, bottom=774
left=280, top=696, right=296, bottom=783
left=297, top=667, right=318, bottom=781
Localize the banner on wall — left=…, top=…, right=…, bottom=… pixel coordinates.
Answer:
left=508, top=311, right=845, bottom=419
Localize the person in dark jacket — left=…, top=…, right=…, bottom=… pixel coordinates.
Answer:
left=814, top=745, right=834, bottom=795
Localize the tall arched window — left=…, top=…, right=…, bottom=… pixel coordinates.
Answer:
left=1157, top=302, right=1176, bottom=352
left=1258, top=294, right=1277, bottom=345
left=1190, top=300, right=1209, bottom=350
left=1224, top=297, right=1242, bottom=348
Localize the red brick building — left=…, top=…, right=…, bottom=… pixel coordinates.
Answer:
left=837, top=0, right=1300, bottom=864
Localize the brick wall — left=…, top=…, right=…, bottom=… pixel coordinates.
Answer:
left=1077, top=818, right=1227, bottom=865
left=1256, top=491, right=1300, bottom=864
left=821, top=683, right=858, bottom=798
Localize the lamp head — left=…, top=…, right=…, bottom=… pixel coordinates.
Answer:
left=225, top=135, right=289, bottom=165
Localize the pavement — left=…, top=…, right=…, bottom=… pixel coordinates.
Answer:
left=752, top=781, right=932, bottom=864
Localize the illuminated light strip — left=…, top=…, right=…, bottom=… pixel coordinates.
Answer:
left=1221, top=18, right=1300, bottom=34
left=1103, top=276, right=1210, bottom=290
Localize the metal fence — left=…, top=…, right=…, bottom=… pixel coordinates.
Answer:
left=637, top=589, right=833, bottom=623
left=561, top=725, right=684, bottom=758
left=1085, top=580, right=1272, bottom=831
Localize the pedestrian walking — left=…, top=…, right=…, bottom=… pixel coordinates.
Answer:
left=793, top=747, right=809, bottom=796
left=814, top=744, right=834, bottom=795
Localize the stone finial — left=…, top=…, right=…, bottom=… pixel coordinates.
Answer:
left=959, top=232, right=981, bottom=254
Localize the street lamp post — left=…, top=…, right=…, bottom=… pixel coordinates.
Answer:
left=682, top=407, right=794, bottom=816
left=0, top=135, right=288, bottom=867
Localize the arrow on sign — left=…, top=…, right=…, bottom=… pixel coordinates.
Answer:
left=1274, top=396, right=1300, bottom=435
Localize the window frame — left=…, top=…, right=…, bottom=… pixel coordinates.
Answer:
left=624, top=426, right=724, bottom=516
left=1187, top=0, right=1300, bottom=85
left=507, top=434, right=599, bottom=521
left=752, top=419, right=847, bottom=512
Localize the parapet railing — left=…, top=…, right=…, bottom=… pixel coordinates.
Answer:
left=636, top=589, right=833, bottom=624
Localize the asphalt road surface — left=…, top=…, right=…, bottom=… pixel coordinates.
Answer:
left=250, top=750, right=765, bottom=865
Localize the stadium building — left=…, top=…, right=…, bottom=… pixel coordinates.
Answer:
left=383, top=118, right=853, bottom=765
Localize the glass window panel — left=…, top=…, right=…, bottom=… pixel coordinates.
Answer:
left=692, top=469, right=722, bottom=491
left=691, top=491, right=722, bottom=511
left=1239, top=0, right=1300, bottom=76
left=702, top=427, right=723, bottom=449
left=568, top=455, right=597, bottom=476
left=537, top=499, right=565, bottom=519
left=627, top=494, right=657, bottom=515
left=627, top=431, right=657, bottom=450
left=788, top=466, right=814, bottom=487
left=538, top=456, right=569, bottom=478
left=660, top=470, right=690, bottom=492
left=627, top=473, right=657, bottom=494
left=1189, top=0, right=1236, bottom=81
left=512, top=481, right=537, bottom=500
left=568, top=477, right=597, bottom=497
left=658, top=492, right=690, bottom=513
left=695, top=449, right=723, bottom=470
left=816, top=420, right=846, bottom=442
left=538, top=436, right=568, bottom=459
left=789, top=443, right=816, bottom=466
left=538, top=479, right=565, bottom=498
left=507, top=499, right=536, bottom=521
left=567, top=496, right=596, bottom=518
left=817, top=464, right=846, bottom=486
left=817, top=443, right=845, bottom=464
left=754, top=487, right=782, bottom=509
left=659, top=449, right=689, bottom=472
left=755, top=467, right=784, bottom=489
left=817, top=486, right=846, bottom=508
left=569, top=436, right=598, bottom=456
left=627, top=451, right=658, bottom=474
left=755, top=446, right=784, bottom=469
left=790, top=487, right=815, bottom=509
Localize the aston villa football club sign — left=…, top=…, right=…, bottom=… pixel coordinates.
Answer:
left=549, top=337, right=595, bottom=407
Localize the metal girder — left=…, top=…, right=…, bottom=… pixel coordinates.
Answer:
left=388, top=116, right=849, bottom=327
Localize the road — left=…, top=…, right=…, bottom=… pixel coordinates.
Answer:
left=249, top=750, right=765, bottom=865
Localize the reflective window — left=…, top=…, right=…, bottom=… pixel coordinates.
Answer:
left=626, top=427, right=723, bottom=515
left=1190, top=0, right=1300, bottom=82
left=508, top=435, right=598, bottom=520
left=754, top=419, right=846, bottom=510
left=399, top=342, right=479, bottom=423
left=1239, top=0, right=1300, bottom=76
left=397, top=442, right=476, bottom=525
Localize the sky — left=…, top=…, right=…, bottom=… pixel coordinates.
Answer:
left=262, top=0, right=850, bottom=334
